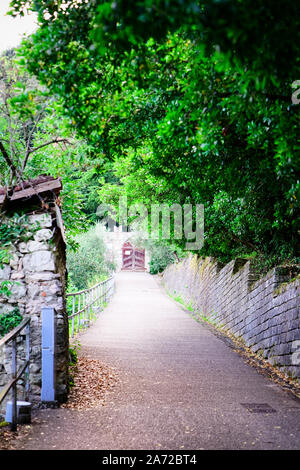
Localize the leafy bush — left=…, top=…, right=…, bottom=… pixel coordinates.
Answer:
left=66, top=223, right=115, bottom=291
left=147, top=241, right=178, bottom=274
left=0, top=308, right=23, bottom=337
left=0, top=280, right=13, bottom=298
left=0, top=214, right=31, bottom=247
left=69, top=342, right=80, bottom=366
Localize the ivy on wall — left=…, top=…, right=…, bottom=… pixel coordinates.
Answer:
left=0, top=213, right=39, bottom=336
left=0, top=307, right=23, bottom=337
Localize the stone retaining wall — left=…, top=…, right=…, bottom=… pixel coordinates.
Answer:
left=162, top=255, right=300, bottom=380
left=0, top=211, right=68, bottom=418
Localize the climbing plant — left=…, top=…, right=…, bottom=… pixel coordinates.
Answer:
left=0, top=307, right=23, bottom=337
left=66, top=223, right=115, bottom=291
left=0, top=213, right=34, bottom=298
left=0, top=214, right=34, bottom=336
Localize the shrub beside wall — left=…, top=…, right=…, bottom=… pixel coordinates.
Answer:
left=162, top=255, right=300, bottom=380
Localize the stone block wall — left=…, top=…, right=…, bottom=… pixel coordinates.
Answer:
left=0, top=211, right=69, bottom=417
left=162, top=255, right=300, bottom=380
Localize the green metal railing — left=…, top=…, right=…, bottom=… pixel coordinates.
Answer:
left=66, top=277, right=115, bottom=338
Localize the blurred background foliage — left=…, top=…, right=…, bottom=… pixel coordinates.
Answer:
left=66, top=223, right=115, bottom=291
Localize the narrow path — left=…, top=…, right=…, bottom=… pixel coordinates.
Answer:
left=13, top=272, right=300, bottom=449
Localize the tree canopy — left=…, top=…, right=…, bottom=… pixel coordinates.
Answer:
left=4, top=0, right=300, bottom=268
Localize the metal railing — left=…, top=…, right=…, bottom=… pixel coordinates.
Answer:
left=66, top=276, right=115, bottom=338
left=0, top=318, right=30, bottom=431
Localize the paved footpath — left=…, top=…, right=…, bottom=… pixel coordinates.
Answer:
left=12, top=272, right=300, bottom=450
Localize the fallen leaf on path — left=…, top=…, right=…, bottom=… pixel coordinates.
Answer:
left=61, top=356, right=119, bottom=411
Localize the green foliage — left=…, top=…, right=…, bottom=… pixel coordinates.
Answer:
left=0, top=213, right=32, bottom=250
left=148, top=242, right=177, bottom=275
left=0, top=213, right=36, bottom=297
left=0, top=249, right=10, bottom=266
left=0, top=280, right=14, bottom=298
left=9, top=1, right=299, bottom=82
left=0, top=307, right=23, bottom=337
left=68, top=340, right=81, bottom=389
left=167, top=291, right=193, bottom=312
left=0, top=51, right=65, bottom=185
left=66, top=223, right=115, bottom=291
left=69, top=344, right=79, bottom=366
left=0, top=421, right=9, bottom=428
left=6, top=1, right=300, bottom=269
left=0, top=52, right=95, bottom=243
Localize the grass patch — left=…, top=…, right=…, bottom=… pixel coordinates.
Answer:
left=167, top=291, right=193, bottom=311
left=0, top=421, right=9, bottom=428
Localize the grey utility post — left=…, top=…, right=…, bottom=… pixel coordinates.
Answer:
left=41, top=307, right=56, bottom=404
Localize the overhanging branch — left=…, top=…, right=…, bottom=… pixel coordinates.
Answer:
left=0, top=140, right=18, bottom=180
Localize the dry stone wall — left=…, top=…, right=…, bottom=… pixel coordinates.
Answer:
left=162, top=255, right=300, bottom=380
left=0, top=211, right=69, bottom=418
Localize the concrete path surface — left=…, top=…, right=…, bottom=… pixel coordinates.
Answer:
left=11, top=272, right=300, bottom=450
